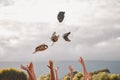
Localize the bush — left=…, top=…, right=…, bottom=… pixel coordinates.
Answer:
left=63, top=75, right=70, bottom=80
left=73, top=72, right=83, bottom=80
left=37, top=71, right=120, bottom=80
left=109, top=74, right=120, bottom=80
left=37, top=73, right=50, bottom=80
left=0, top=68, right=27, bottom=80
left=92, top=72, right=110, bottom=80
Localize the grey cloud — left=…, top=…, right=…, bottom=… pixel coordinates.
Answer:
left=0, top=37, right=19, bottom=46
left=0, top=21, right=59, bottom=61
left=0, top=20, right=120, bottom=61
left=78, top=27, right=120, bottom=45
left=0, top=0, right=14, bottom=7
left=71, top=8, right=120, bottom=46
left=0, top=0, right=120, bottom=61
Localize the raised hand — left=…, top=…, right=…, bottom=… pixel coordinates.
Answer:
left=68, top=65, right=74, bottom=80
left=21, top=62, right=37, bottom=80
left=55, top=66, right=59, bottom=80
left=27, top=62, right=37, bottom=80
left=47, top=60, right=55, bottom=80
left=79, top=57, right=92, bottom=80
left=21, top=64, right=28, bottom=71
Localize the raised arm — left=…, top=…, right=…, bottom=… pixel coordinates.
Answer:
left=21, top=62, right=36, bottom=80
left=79, top=57, right=92, bottom=80
left=47, top=60, right=55, bottom=80
left=54, top=66, right=59, bottom=80
left=27, top=62, right=37, bottom=80
left=68, top=65, right=74, bottom=80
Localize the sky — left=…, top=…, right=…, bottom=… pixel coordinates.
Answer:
left=0, top=0, right=120, bottom=61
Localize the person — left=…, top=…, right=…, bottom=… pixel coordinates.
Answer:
left=54, top=66, right=59, bottom=80
left=47, top=60, right=55, bottom=80
left=21, top=62, right=37, bottom=80
left=68, top=65, right=74, bottom=80
left=79, top=57, right=92, bottom=80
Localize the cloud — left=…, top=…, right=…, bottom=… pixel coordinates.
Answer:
left=0, top=0, right=14, bottom=7
left=0, top=0, right=120, bottom=61
left=0, top=20, right=64, bottom=61
left=0, top=19, right=120, bottom=61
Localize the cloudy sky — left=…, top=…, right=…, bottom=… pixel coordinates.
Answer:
left=0, top=0, right=120, bottom=61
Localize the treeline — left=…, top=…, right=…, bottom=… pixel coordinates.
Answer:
left=0, top=68, right=120, bottom=80
left=38, top=71, right=120, bottom=80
